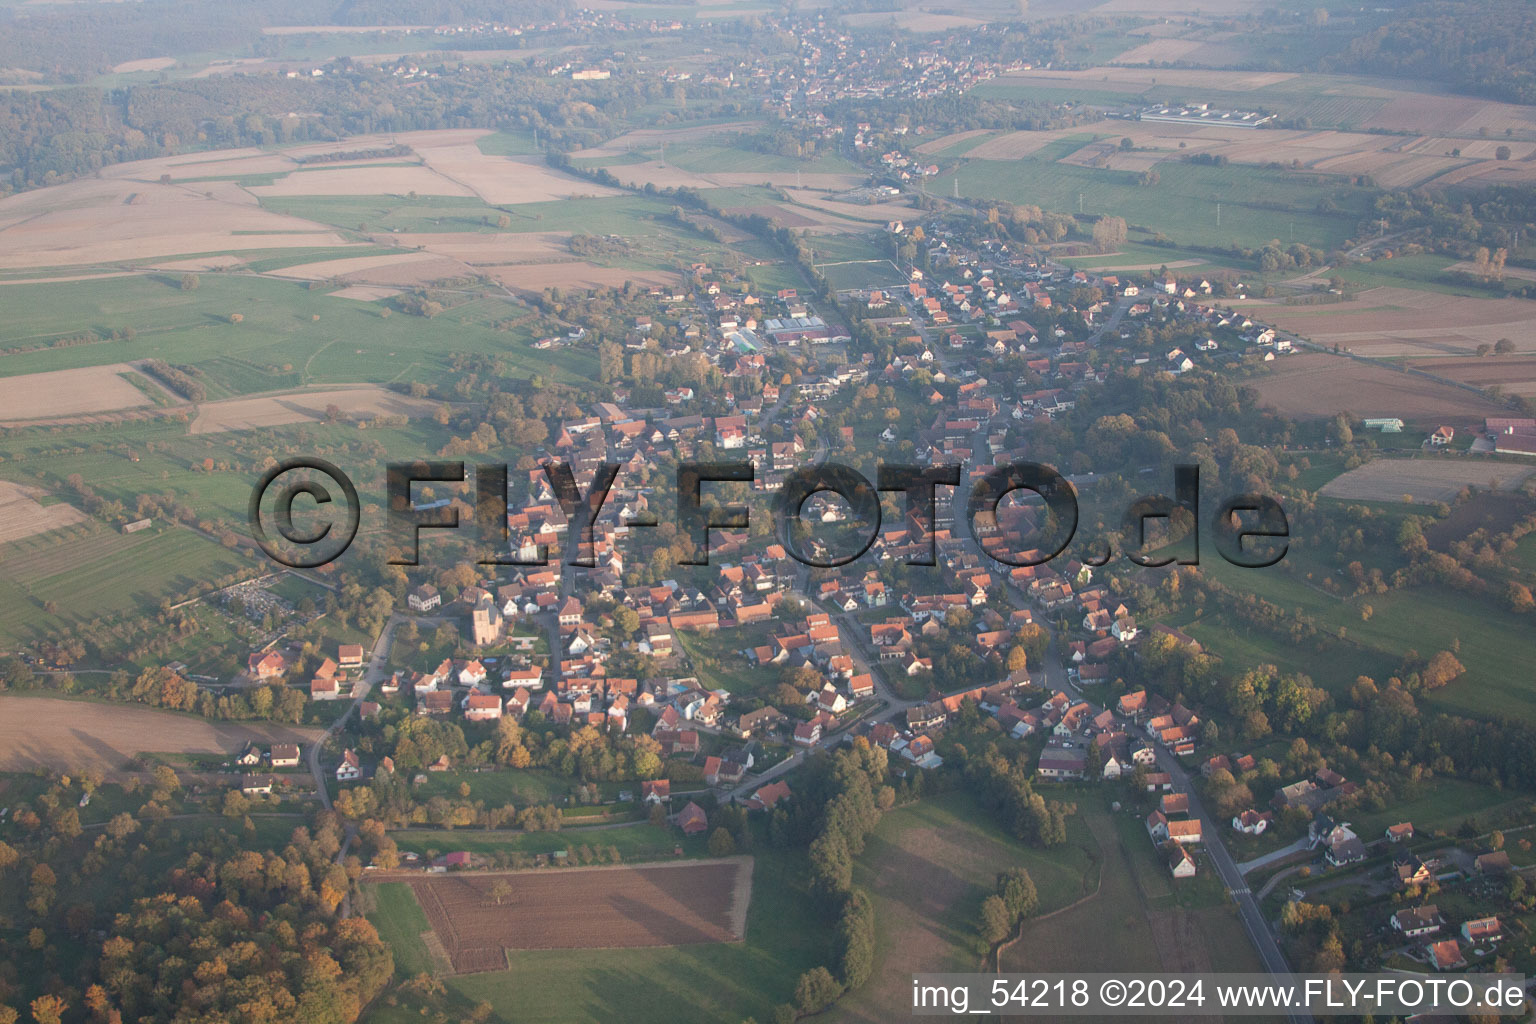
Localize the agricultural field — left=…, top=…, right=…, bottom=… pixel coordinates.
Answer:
left=1319, top=458, right=1536, bottom=503
left=1247, top=288, right=1536, bottom=360
left=996, top=794, right=1263, bottom=987
left=1252, top=352, right=1509, bottom=429
left=369, top=845, right=831, bottom=1024
left=0, top=273, right=592, bottom=399
left=954, top=140, right=1373, bottom=251
left=0, top=694, right=322, bottom=775
left=392, top=858, right=750, bottom=971
left=832, top=796, right=1096, bottom=1023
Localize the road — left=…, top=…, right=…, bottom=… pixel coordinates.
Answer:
left=1153, top=744, right=1313, bottom=1024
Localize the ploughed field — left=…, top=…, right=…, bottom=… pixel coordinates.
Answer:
left=394, top=858, right=752, bottom=973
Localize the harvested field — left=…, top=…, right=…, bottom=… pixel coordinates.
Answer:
left=384, top=231, right=575, bottom=264
left=0, top=364, right=154, bottom=420
left=1409, top=356, right=1536, bottom=397
left=189, top=386, right=440, bottom=434
left=1364, top=94, right=1536, bottom=137
left=991, top=67, right=1298, bottom=94
left=842, top=10, right=986, bottom=30
left=1319, top=458, right=1536, bottom=503
left=271, top=251, right=472, bottom=286
left=0, top=481, right=85, bottom=544
left=327, top=285, right=403, bottom=301
left=482, top=262, right=677, bottom=291
left=1113, top=38, right=1207, bottom=64
left=0, top=695, right=322, bottom=775
left=1253, top=352, right=1507, bottom=427
left=1249, top=288, right=1536, bottom=358
left=249, top=163, right=474, bottom=198
left=111, top=57, right=176, bottom=73
left=915, top=129, right=993, bottom=154
left=396, top=858, right=752, bottom=971
left=0, top=176, right=349, bottom=269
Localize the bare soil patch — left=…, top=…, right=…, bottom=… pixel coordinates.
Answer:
left=189, top=386, right=440, bottom=434
left=1320, top=458, right=1536, bottom=503
left=327, top=285, right=403, bottom=301
left=249, top=163, right=473, bottom=198
left=0, top=176, right=348, bottom=269
left=111, top=57, right=175, bottom=73
left=271, top=251, right=473, bottom=286
left=1424, top=490, right=1535, bottom=550
left=482, top=262, right=677, bottom=291
left=396, top=859, right=751, bottom=971
left=0, top=695, right=322, bottom=776
left=1253, top=352, right=1507, bottom=426
left=0, top=364, right=154, bottom=421
left=0, top=481, right=85, bottom=544
left=1250, top=289, right=1536, bottom=359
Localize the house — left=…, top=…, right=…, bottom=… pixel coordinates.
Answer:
left=703, top=755, right=745, bottom=787
left=408, top=585, right=441, bottom=612
left=236, top=744, right=262, bottom=768
left=1429, top=425, right=1455, bottom=447
left=640, top=779, right=671, bottom=805
left=1392, top=906, right=1441, bottom=939
left=1325, top=829, right=1366, bottom=867
left=1385, top=822, right=1414, bottom=843
left=1462, top=916, right=1501, bottom=943
left=737, top=705, right=786, bottom=737
left=270, top=744, right=301, bottom=769
left=336, top=749, right=362, bottom=782
left=1232, top=809, right=1273, bottom=835
left=1394, top=853, right=1434, bottom=889
left=337, top=644, right=365, bottom=669
left=1036, top=745, right=1086, bottom=780
left=1167, top=843, right=1197, bottom=878
left=675, top=800, right=709, bottom=835
left=1475, top=851, right=1512, bottom=875
left=1167, top=819, right=1202, bottom=845
left=816, top=685, right=848, bottom=715
left=744, top=780, right=791, bottom=812
left=240, top=775, right=274, bottom=796
left=464, top=693, right=503, bottom=721
left=1427, top=938, right=1466, bottom=971
left=1160, top=793, right=1190, bottom=815
left=793, top=719, right=823, bottom=747
left=248, top=650, right=289, bottom=680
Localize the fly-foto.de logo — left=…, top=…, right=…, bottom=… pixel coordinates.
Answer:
left=248, top=458, right=1288, bottom=571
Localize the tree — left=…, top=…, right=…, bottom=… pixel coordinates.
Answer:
left=28, top=996, right=66, bottom=1024
left=997, top=867, right=1039, bottom=922
left=1091, top=216, right=1127, bottom=253
left=794, top=967, right=841, bottom=1015
left=979, top=894, right=1012, bottom=944
left=707, top=826, right=737, bottom=857
left=1006, top=646, right=1028, bottom=672
left=179, top=273, right=199, bottom=291
left=488, top=880, right=514, bottom=905
left=1495, top=337, right=1516, bottom=355
left=1496, top=144, right=1512, bottom=160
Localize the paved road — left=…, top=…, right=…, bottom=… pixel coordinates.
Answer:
left=1238, top=836, right=1310, bottom=875
left=305, top=614, right=397, bottom=811
left=1154, top=745, right=1313, bottom=1024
